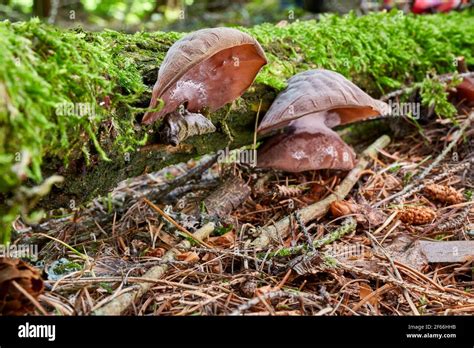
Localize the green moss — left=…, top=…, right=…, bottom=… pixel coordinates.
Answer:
left=248, top=11, right=473, bottom=94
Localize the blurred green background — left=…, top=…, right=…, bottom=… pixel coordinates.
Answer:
left=0, top=0, right=391, bottom=32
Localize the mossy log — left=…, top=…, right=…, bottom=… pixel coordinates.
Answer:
left=1, top=10, right=474, bottom=239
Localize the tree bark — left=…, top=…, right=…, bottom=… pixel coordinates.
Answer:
left=33, top=0, right=51, bottom=18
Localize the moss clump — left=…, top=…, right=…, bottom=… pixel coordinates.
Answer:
left=248, top=10, right=474, bottom=95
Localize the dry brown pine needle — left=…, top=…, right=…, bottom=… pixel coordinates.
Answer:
left=423, top=184, right=465, bottom=205
left=398, top=206, right=436, bottom=225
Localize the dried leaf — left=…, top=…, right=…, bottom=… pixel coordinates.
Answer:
left=359, top=283, right=378, bottom=307
left=209, top=231, right=236, bottom=248
left=330, top=200, right=358, bottom=217
left=0, top=258, right=44, bottom=316
left=176, top=252, right=200, bottom=263
left=145, top=248, right=166, bottom=258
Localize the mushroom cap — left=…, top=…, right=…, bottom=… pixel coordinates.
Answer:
left=143, top=27, right=267, bottom=124
left=257, top=112, right=356, bottom=172
left=257, top=69, right=388, bottom=134
left=455, top=76, right=474, bottom=103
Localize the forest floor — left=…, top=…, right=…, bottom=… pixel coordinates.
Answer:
left=9, top=108, right=474, bottom=316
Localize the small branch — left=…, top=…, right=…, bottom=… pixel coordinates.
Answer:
left=11, top=280, right=48, bottom=316
left=364, top=231, right=420, bottom=315
left=252, top=135, right=391, bottom=249
left=287, top=217, right=357, bottom=275
left=336, top=260, right=474, bottom=305
left=380, top=72, right=474, bottom=102
left=273, top=216, right=357, bottom=258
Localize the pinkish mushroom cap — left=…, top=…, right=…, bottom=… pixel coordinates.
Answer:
left=257, top=112, right=356, bottom=172
left=257, top=69, right=388, bottom=172
left=257, top=69, right=388, bottom=134
left=143, top=27, right=267, bottom=125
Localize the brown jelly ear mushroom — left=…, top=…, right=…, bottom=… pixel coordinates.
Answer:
left=257, top=112, right=356, bottom=172
left=257, top=69, right=388, bottom=135
left=143, top=27, right=267, bottom=146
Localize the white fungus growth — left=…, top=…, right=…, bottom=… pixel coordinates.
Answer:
left=292, top=150, right=306, bottom=160
left=170, top=80, right=208, bottom=105
left=343, top=152, right=350, bottom=162
left=325, top=145, right=335, bottom=157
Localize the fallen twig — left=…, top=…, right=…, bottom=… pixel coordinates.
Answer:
left=336, top=260, right=474, bottom=305
left=380, top=72, right=474, bottom=102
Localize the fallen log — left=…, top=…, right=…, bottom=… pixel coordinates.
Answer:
left=1, top=11, right=474, bottom=239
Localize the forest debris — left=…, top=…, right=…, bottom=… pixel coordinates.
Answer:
left=384, top=235, right=428, bottom=271
left=15, top=155, right=217, bottom=237
left=252, top=135, right=391, bottom=249
left=144, top=198, right=212, bottom=248
left=92, top=222, right=215, bottom=315
left=423, top=183, right=465, bottom=205
left=330, top=200, right=385, bottom=227
left=359, top=283, right=378, bottom=307
left=175, top=251, right=200, bottom=263
left=145, top=248, right=165, bottom=258
left=419, top=241, right=474, bottom=263
left=229, top=290, right=324, bottom=316
left=240, top=280, right=257, bottom=298
left=273, top=184, right=305, bottom=198
left=209, top=231, right=236, bottom=248
left=376, top=160, right=472, bottom=208
left=398, top=206, right=436, bottom=225
left=288, top=252, right=324, bottom=276
left=0, top=258, right=44, bottom=315
left=285, top=217, right=357, bottom=273
left=376, top=112, right=473, bottom=207
left=330, top=200, right=358, bottom=217
left=336, top=259, right=474, bottom=304
left=203, top=176, right=251, bottom=218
